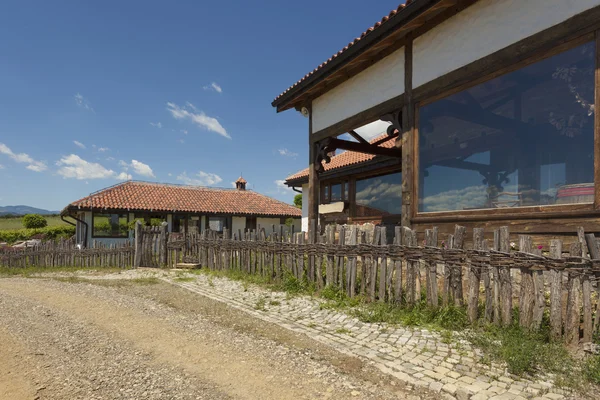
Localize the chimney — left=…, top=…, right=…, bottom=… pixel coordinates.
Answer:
left=235, top=176, right=247, bottom=191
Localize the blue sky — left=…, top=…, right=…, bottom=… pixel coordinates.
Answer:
left=0, top=0, right=396, bottom=211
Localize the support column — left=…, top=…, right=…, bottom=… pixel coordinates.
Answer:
left=400, top=36, right=414, bottom=228
left=307, top=105, right=320, bottom=240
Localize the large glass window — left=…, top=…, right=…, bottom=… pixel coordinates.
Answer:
left=355, top=172, right=402, bottom=217
left=92, top=213, right=129, bottom=238
left=418, top=42, right=595, bottom=212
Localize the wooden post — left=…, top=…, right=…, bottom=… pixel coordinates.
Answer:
left=394, top=226, right=404, bottom=304
left=400, top=35, right=414, bottom=229
left=584, top=233, right=600, bottom=335
left=518, top=235, right=534, bottom=329
left=451, top=225, right=466, bottom=306
left=498, top=226, right=512, bottom=326
left=468, top=228, right=484, bottom=324
left=425, top=227, right=438, bottom=308
left=378, top=227, right=387, bottom=302
left=347, top=225, right=358, bottom=298
left=565, top=242, right=582, bottom=346
left=159, top=222, right=168, bottom=267
left=134, top=220, right=143, bottom=268
left=325, top=225, right=335, bottom=286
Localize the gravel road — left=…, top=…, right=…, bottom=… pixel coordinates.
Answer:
left=0, top=276, right=431, bottom=400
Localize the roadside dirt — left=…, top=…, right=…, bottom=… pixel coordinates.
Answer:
left=0, top=277, right=430, bottom=399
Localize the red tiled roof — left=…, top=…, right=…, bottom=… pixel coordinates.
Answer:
left=285, top=133, right=395, bottom=183
left=63, top=181, right=301, bottom=217
left=273, top=1, right=414, bottom=104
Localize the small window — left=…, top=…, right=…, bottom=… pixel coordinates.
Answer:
left=355, top=173, right=402, bottom=217
left=331, top=184, right=342, bottom=202
left=92, top=213, right=129, bottom=238
left=208, top=216, right=227, bottom=233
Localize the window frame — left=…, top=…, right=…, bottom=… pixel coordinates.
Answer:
left=91, top=212, right=130, bottom=239
left=320, top=180, right=349, bottom=204
left=413, top=32, right=599, bottom=221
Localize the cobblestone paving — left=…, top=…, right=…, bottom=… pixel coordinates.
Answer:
left=158, top=271, right=572, bottom=400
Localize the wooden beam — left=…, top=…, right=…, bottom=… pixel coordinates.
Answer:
left=595, top=30, right=600, bottom=210
left=326, top=138, right=401, bottom=158
left=402, top=35, right=415, bottom=228
left=348, top=130, right=369, bottom=144
left=308, top=105, right=319, bottom=239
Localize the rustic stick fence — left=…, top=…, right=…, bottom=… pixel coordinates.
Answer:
left=0, top=238, right=134, bottom=269
left=162, top=223, right=600, bottom=346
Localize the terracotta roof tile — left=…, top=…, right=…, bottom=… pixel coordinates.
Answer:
left=64, top=181, right=301, bottom=218
left=285, top=132, right=395, bottom=182
left=273, top=1, right=413, bottom=104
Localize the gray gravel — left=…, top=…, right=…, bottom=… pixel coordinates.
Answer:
left=0, top=276, right=427, bottom=400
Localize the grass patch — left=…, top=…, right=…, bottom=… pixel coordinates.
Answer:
left=174, top=276, right=195, bottom=282
left=0, top=265, right=126, bottom=278
left=254, top=297, right=267, bottom=311
left=269, top=300, right=281, bottom=306
left=130, top=277, right=160, bottom=285
left=335, top=327, right=352, bottom=335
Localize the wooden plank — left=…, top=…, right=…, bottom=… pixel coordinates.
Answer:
left=498, top=226, right=512, bottom=326
left=369, top=227, right=380, bottom=301
left=451, top=225, right=466, bottom=306
left=565, top=242, right=582, bottom=346
left=378, top=227, right=387, bottom=302
left=468, top=228, right=483, bottom=323
left=584, top=233, right=600, bottom=334
left=518, top=235, right=534, bottom=329
left=425, top=227, right=438, bottom=308
left=595, top=30, right=600, bottom=210
left=134, top=221, right=142, bottom=268
left=394, top=226, right=403, bottom=304
left=347, top=225, right=358, bottom=298
left=401, top=35, right=414, bottom=229
left=325, top=225, right=335, bottom=286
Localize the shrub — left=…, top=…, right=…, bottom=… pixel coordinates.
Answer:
left=0, top=226, right=75, bottom=244
left=22, top=214, right=48, bottom=229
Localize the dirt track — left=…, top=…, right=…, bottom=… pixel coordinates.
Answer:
left=0, top=276, right=427, bottom=400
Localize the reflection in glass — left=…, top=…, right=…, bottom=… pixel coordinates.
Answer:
left=355, top=173, right=402, bottom=217
left=331, top=184, right=342, bottom=202
left=419, top=42, right=595, bottom=212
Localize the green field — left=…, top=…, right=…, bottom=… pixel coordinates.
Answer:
left=0, top=215, right=73, bottom=231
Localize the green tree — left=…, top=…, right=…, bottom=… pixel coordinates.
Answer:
left=293, top=194, right=302, bottom=209
left=22, top=214, right=48, bottom=229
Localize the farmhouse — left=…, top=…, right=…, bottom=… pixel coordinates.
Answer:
left=274, top=0, right=600, bottom=242
left=60, top=179, right=301, bottom=247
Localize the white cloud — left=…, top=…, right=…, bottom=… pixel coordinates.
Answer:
left=203, top=82, right=222, bottom=93
left=275, top=179, right=293, bottom=194
left=150, top=122, right=162, bottom=128
left=0, top=164, right=4, bottom=169
left=97, top=147, right=109, bottom=152
left=178, top=139, right=185, bottom=144
left=116, top=172, right=132, bottom=180
left=278, top=148, right=298, bottom=158
left=166, top=102, right=230, bottom=139
left=231, top=181, right=236, bottom=188
left=74, top=93, right=94, bottom=112
left=177, top=171, right=222, bottom=186
left=181, top=129, right=188, bottom=135
left=130, top=160, right=155, bottom=177
left=106, top=156, right=115, bottom=161
left=56, top=154, right=115, bottom=180
left=73, top=140, right=86, bottom=149
left=0, top=143, right=47, bottom=172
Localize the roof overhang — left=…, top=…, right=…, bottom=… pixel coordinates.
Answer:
left=272, top=0, right=459, bottom=112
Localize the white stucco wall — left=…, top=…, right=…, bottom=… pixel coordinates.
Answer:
left=312, top=47, right=405, bottom=133
left=257, top=217, right=282, bottom=231
left=413, top=0, right=600, bottom=88
left=232, top=216, right=246, bottom=235
left=301, top=183, right=308, bottom=232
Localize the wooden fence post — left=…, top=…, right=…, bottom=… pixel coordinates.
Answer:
left=468, top=228, right=484, bottom=324
left=549, top=239, right=563, bottom=340
left=159, top=222, right=168, bottom=267
left=566, top=242, right=582, bottom=346
left=451, top=225, right=466, bottom=306
left=498, top=226, right=512, bottom=326
left=518, top=235, right=534, bottom=329
left=425, top=227, right=438, bottom=308
left=584, top=233, right=600, bottom=336
left=134, top=220, right=143, bottom=268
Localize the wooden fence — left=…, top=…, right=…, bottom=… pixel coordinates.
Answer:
left=0, top=239, right=134, bottom=269
left=160, top=223, right=600, bottom=346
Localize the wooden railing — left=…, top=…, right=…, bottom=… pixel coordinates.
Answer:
left=0, top=239, right=134, bottom=269
left=164, top=224, right=600, bottom=346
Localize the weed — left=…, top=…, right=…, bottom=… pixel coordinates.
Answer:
left=174, top=276, right=195, bottom=282
left=335, top=327, right=352, bottom=335
left=269, top=300, right=281, bottom=306
left=207, top=276, right=215, bottom=287
left=307, top=322, right=317, bottom=328
left=254, top=297, right=267, bottom=311
left=131, top=277, right=160, bottom=285
left=582, top=355, right=600, bottom=385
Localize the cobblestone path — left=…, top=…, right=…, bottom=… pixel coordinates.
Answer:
left=162, top=271, right=573, bottom=400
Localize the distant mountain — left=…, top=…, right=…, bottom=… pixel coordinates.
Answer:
left=0, top=206, right=60, bottom=216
